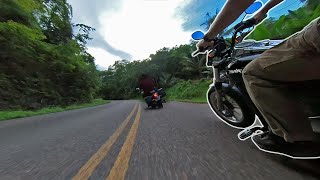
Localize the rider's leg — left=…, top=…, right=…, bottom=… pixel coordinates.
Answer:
left=242, top=17, right=320, bottom=143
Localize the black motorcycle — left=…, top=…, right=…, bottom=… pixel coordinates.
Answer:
left=137, top=88, right=165, bottom=109
left=191, top=19, right=320, bottom=141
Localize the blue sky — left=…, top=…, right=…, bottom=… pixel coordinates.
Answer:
left=177, top=0, right=305, bottom=32
left=68, top=0, right=306, bottom=70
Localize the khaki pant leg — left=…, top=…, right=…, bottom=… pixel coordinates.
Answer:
left=242, top=17, right=320, bottom=142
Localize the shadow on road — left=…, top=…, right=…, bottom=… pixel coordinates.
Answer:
left=143, top=107, right=164, bottom=111
left=283, top=159, right=320, bottom=178
left=259, top=151, right=320, bottom=179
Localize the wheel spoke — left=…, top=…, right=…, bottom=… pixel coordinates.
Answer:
left=210, top=92, right=244, bottom=123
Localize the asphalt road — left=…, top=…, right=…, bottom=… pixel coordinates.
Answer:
left=0, top=100, right=319, bottom=180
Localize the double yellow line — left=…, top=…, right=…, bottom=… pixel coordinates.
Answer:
left=72, top=103, right=142, bottom=180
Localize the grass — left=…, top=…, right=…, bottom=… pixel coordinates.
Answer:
left=0, top=99, right=110, bottom=121
left=165, top=79, right=211, bottom=104
left=167, top=98, right=208, bottom=104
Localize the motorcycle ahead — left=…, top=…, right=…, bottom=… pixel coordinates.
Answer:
left=137, top=88, right=164, bottom=109
left=191, top=18, right=320, bottom=143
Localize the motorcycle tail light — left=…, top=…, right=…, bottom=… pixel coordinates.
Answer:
left=152, top=93, right=159, bottom=99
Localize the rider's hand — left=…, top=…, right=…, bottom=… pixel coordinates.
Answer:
left=196, top=39, right=215, bottom=51
left=253, top=11, right=267, bottom=25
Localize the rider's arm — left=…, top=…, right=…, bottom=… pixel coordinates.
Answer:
left=205, top=0, right=255, bottom=39
left=205, top=0, right=284, bottom=39
left=253, top=0, right=284, bottom=23
left=258, top=0, right=284, bottom=15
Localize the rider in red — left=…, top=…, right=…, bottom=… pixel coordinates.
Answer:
left=139, top=74, right=156, bottom=98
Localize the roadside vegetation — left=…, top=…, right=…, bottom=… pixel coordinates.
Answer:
left=166, top=79, right=211, bottom=103
left=1, top=0, right=100, bottom=111
left=0, top=99, right=110, bottom=121
left=247, top=0, right=320, bottom=40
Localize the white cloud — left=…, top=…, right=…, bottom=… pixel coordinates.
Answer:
left=87, top=47, right=121, bottom=69
left=68, top=0, right=193, bottom=67
left=99, top=0, right=192, bottom=60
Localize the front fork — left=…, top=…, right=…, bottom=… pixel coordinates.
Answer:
left=213, top=67, right=223, bottom=111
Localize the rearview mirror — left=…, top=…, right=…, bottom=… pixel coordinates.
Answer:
left=245, top=1, right=263, bottom=14
left=191, top=31, right=205, bottom=40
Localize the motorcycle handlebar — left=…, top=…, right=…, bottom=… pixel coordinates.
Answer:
left=230, top=18, right=256, bottom=48
left=192, top=18, right=256, bottom=57
left=234, top=18, right=256, bottom=32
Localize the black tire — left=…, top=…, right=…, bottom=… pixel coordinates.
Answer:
left=208, top=89, right=255, bottom=128
left=158, top=102, right=163, bottom=108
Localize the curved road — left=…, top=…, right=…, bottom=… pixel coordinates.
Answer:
left=0, top=100, right=319, bottom=180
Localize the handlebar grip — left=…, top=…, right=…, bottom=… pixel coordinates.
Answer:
left=198, top=46, right=207, bottom=52
left=191, top=50, right=200, bottom=57
left=234, top=18, right=256, bottom=31
left=243, top=18, right=256, bottom=28
left=234, top=22, right=243, bottom=30
left=191, top=46, right=209, bottom=57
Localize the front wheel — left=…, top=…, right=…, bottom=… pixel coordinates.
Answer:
left=208, top=89, right=255, bottom=128
left=158, top=101, right=163, bottom=108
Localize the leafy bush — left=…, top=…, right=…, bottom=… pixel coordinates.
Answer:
left=247, top=1, right=320, bottom=40
left=0, top=0, right=100, bottom=110
left=166, top=79, right=211, bottom=101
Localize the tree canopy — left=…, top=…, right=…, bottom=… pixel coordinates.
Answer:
left=0, top=0, right=99, bottom=110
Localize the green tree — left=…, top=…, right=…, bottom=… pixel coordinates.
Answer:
left=0, top=0, right=100, bottom=110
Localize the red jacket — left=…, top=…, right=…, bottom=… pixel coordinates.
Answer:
left=139, top=77, right=155, bottom=94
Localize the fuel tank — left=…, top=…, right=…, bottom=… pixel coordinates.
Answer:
left=228, top=39, right=284, bottom=71
left=233, top=39, right=284, bottom=58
